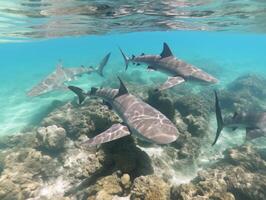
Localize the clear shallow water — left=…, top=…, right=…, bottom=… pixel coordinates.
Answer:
left=0, top=31, right=266, bottom=135
left=0, top=3, right=266, bottom=200
left=1, top=0, right=266, bottom=42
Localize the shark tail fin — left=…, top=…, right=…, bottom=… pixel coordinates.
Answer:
left=68, top=86, right=87, bottom=105
left=212, top=90, right=224, bottom=146
left=119, top=47, right=130, bottom=71
left=96, top=52, right=111, bottom=77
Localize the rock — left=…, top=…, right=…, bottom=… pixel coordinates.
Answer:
left=86, top=173, right=124, bottom=199
left=0, top=178, right=23, bottom=200
left=0, top=148, right=60, bottom=199
left=175, top=93, right=211, bottom=120
left=0, top=132, right=36, bottom=150
left=121, top=174, right=131, bottom=189
left=130, top=175, right=171, bottom=200
left=171, top=145, right=266, bottom=200
left=36, top=125, right=66, bottom=151
left=62, top=143, right=103, bottom=179
left=95, top=190, right=113, bottom=200
left=147, top=89, right=175, bottom=121
left=227, top=74, right=266, bottom=100
left=183, top=115, right=208, bottom=137
left=219, top=74, right=266, bottom=112
left=42, top=101, right=120, bottom=139
left=223, top=145, right=266, bottom=172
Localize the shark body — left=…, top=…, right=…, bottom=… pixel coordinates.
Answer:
left=27, top=53, right=111, bottom=97
left=68, top=77, right=179, bottom=147
left=120, top=43, right=218, bottom=91
left=212, top=91, right=266, bottom=145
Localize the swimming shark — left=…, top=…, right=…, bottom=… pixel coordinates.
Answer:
left=120, top=43, right=218, bottom=91
left=27, top=53, right=111, bottom=97
left=68, top=77, right=179, bottom=147
left=212, top=91, right=266, bottom=145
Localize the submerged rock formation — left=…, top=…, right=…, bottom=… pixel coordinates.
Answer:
left=0, top=74, right=266, bottom=200
left=171, top=145, right=266, bottom=200
left=36, top=125, right=66, bottom=151
left=131, top=175, right=171, bottom=200
left=220, top=74, right=266, bottom=112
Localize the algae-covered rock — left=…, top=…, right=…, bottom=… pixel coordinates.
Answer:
left=219, top=74, right=266, bottom=112
left=62, top=144, right=103, bottom=179
left=121, top=174, right=131, bottom=189
left=42, top=100, right=120, bottom=139
left=0, top=148, right=60, bottom=199
left=147, top=89, right=175, bottom=121
left=130, top=175, right=171, bottom=200
left=36, top=125, right=66, bottom=151
left=0, top=178, right=23, bottom=200
left=85, top=173, right=124, bottom=199
left=227, top=74, right=266, bottom=100
left=171, top=145, right=266, bottom=200
left=175, top=93, right=211, bottom=120
left=0, top=132, right=36, bottom=149
left=183, top=115, right=208, bottom=137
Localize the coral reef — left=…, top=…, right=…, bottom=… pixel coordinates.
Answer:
left=219, top=74, right=266, bottom=112
left=171, top=145, right=266, bottom=200
left=41, top=100, right=120, bottom=139
left=0, top=74, right=266, bottom=200
left=36, top=125, right=66, bottom=151
left=131, top=175, right=171, bottom=200
left=0, top=148, right=60, bottom=200
left=147, top=89, right=175, bottom=121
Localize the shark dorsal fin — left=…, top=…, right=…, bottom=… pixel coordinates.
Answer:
left=115, top=77, right=128, bottom=98
left=160, top=42, right=173, bottom=58
left=56, top=60, right=64, bottom=71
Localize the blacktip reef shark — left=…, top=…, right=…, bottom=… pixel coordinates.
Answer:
left=119, top=43, right=218, bottom=91
left=27, top=53, right=111, bottom=97
left=212, top=91, right=266, bottom=145
left=68, top=77, right=179, bottom=147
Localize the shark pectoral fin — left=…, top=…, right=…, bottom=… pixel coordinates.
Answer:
left=57, top=85, right=69, bottom=91
left=246, top=128, right=264, bottom=141
left=147, top=66, right=156, bottom=72
left=82, top=124, right=131, bottom=147
left=157, top=76, right=185, bottom=91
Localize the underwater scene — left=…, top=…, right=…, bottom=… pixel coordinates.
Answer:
left=1, top=1, right=266, bottom=200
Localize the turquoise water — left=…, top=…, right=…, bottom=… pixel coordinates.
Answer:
left=1, top=2, right=266, bottom=199
left=1, top=31, right=266, bottom=135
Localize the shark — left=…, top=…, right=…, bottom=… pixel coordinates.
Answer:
left=27, top=53, right=111, bottom=97
left=120, top=42, right=218, bottom=91
left=212, top=91, right=266, bottom=145
left=68, top=77, right=179, bottom=147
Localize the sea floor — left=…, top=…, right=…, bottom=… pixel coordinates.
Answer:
left=0, top=72, right=266, bottom=199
